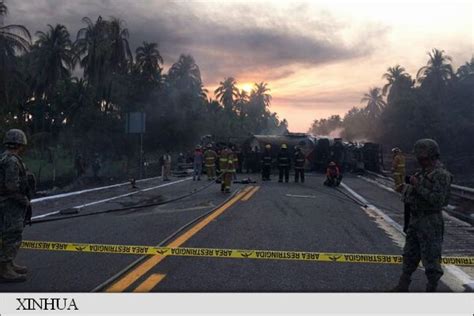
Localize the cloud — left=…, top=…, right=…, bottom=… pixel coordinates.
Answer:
left=5, top=0, right=388, bottom=85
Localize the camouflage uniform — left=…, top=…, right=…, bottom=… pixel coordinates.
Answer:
left=0, top=152, right=29, bottom=262
left=0, top=129, right=31, bottom=282
left=396, top=139, right=452, bottom=292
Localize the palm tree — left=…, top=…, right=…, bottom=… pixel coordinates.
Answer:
left=214, top=77, right=238, bottom=112
left=0, top=0, right=31, bottom=107
left=417, top=48, right=453, bottom=88
left=168, top=54, right=202, bottom=92
left=75, top=16, right=109, bottom=85
left=32, top=24, right=74, bottom=98
left=382, top=65, right=414, bottom=104
left=236, top=89, right=249, bottom=103
left=361, top=87, right=386, bottom=118
left=456, top=57, right=474, bottom=81
left=135, top=41, right=163, bottom=83
left=250, top=82, right=272, bottom=109
left=382, top=65, right=409, bottom=95
left=107, top=17, right=132, bottom=73
left=247, top=82, right=272, bottom=132
left=235, top=89, right=249, bottom=117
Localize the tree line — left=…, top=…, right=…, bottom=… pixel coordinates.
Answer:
left=0, top=1, right=288, bottom=164
left=309, top=49, right=474, bottom=157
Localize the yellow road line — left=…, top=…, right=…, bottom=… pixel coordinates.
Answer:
left=133, top=273, right=167, bottom=292
left=106, top=187, right=252, bottom=292
left=241, top=186, right=260, bottom=201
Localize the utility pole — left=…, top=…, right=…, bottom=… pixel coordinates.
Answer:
left=125, top=112, right=146, bottom=180
left=139, top=132, right=143, bottom=179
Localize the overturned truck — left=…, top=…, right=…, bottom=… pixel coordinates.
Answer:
left=241, top=133, right=383, bottom=173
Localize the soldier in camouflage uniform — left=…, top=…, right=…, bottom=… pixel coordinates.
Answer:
left=0, top=129, right=33, bottom=282
left=393, top=139, right=452, bottom=292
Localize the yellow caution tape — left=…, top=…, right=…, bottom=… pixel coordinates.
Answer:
left=20, top=240, right=474, bottom=266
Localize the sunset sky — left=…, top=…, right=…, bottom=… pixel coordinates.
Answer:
left=6, top=0, right=473, bottom=132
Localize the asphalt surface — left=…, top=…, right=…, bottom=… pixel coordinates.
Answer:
left=0, top=172, right=462, bottom=292
left=0, top=176, right=235, bottom=292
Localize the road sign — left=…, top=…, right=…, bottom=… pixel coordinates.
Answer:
left=125, top=112, right=146, bottom=134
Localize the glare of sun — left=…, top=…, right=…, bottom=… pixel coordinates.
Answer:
left=241, top=83, right=253, bottom=93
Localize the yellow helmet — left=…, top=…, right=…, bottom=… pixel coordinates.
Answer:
left=265, top=144, right=271, bottom=149
left=281, top=144, right=287, bottom=149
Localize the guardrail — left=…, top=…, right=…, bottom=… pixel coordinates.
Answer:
left=367, top=170, right=474, bottom=202
left=451, top=184, right=474, bottom=202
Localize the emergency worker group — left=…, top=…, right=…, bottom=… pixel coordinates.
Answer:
left=0, top=128, right=453, bottom=292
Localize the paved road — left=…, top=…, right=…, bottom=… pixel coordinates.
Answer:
left=0, top=177, right=236, bottom=292
left=0, top=172, right=464, bottom=292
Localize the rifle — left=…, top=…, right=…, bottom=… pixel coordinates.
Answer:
left=23, top=172, right=36, bottom=226
left=402, top=175, right=413, bottom=234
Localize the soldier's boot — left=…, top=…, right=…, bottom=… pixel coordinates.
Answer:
left=426, top=281, right=438, bottom=292
left=11, top=261, right=28, bottom=274
left=391, top=274, right=411, bottom=292
left=0, top=262, right=27, bottom=283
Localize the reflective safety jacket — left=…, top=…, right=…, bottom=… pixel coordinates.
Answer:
left=228, top=152, right=238, bottom=168
left=277, top=150, right=291, bottom=168
left=261, top=151, right=272, bottom=167
left=218, top=151, right=229, bottom=171
left=327, top=166, right=340, bottom=178
left=294, top=151, right=305, bottom=169
left=226, top=157, right=236, bottom=174
left=392, top=153, right=406, bottom=176
left=204, top=149, right=217, bottom=167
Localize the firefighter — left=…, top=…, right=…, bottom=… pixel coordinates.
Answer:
left=277, top=144, right=291, bottom=183
left=219, top=146, right=233, bottom=192
left=230, top=146, right=238, bottom=180
left=294, top=146, right=306, bottom=183
left=261, top=144, right=272, bottom=181
left=224, top=148, right=236, bottom=193
left=204, top=144, right=217, bottom=181
left=324, top=161, right=341, bottom=187
left=391, top=147, right=406, bottom=192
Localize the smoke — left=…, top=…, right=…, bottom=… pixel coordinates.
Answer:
left=329, top=127, right=344, bottom=138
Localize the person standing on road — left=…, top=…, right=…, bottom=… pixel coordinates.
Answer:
left=391, top=147, right=406, bottom=192
left=230, top=146, right=238, bottom=181
left=193, top=145, right=203, bottom=181
left=277, top=144, right=291, bottom=183
left=204, top=144, right=217, bottom=181
left=261, top=144, right=272, bottom=181
left=0, top=129, right=34, bottom=283
left=222, top=148, right=236, bottom=193
left=294, top=146, right=306, bottom=183
left=392, top=139, right=452, bottom=292
left=161, top=150, right=172, bottom=181
left=218, top=146, right=231, bottom=192
left=92, top=153, right=101, bottom=179
left=74, top=153, right=86, bottom=178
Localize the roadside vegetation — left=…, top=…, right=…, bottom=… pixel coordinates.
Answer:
left=0, top=1, right=287, bottom=187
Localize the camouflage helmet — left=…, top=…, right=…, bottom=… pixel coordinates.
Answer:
left=3, top=129, right=27, bottom=147
left=413, top=138, right=440, bottom=159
